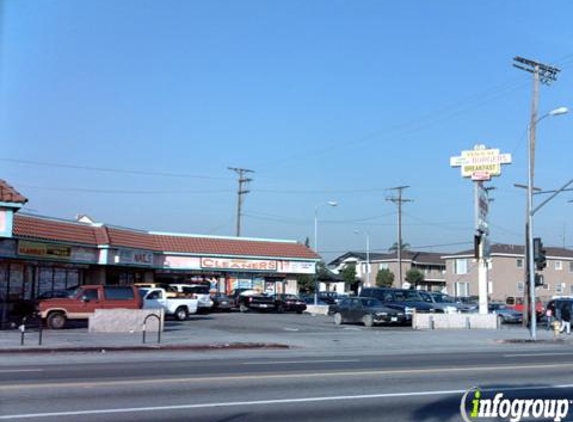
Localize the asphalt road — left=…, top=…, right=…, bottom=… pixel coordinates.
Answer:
left=2, top=349, right=573, bottom=421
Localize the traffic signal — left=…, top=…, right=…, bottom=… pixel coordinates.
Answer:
left=534, top=273, right=544, bottom=287
left=533, top=237, right=547, bottom=271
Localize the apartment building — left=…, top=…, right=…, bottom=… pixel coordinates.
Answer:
left=441, top=244, right=573, bottom=302
left=328, top=250, right=447, bottom=291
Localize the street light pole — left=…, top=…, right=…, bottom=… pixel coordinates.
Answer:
left=354, top=230, right=371, bottom=288
left=314, top=201, right=337, bottom=305
left=526, top=106, right=568, bottom=340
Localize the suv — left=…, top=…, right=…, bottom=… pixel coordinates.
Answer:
left=360, top=287, right=438, bottom=315
left=38, top=285, right=142, bottom=329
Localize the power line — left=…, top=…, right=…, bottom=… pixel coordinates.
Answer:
left=0, top=158, right=232, bottom=180
left=14, top=184, right=233, bottom=195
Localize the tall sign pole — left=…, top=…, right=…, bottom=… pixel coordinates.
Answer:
left=451, top=145, right=512, bottom=314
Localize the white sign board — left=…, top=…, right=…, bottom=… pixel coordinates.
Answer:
left=450, top=144, right=512, bottom=181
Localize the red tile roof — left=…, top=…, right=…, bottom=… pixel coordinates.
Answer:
left=13, top=214, right=99, bottom=245
left=153, top=235, right=319, bottom=259
left=11, top=214, right=319, bottom=260
left=0, top=180, right=27, bottom=204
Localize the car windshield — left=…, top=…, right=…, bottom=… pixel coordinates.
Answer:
left=432, top=294, right=455, bottom=303
left=360, top=298, right=384, bottom=308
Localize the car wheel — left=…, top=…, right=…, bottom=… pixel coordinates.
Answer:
left=363, top=314, right=374, bottom=328
left=296, top=310, right=303, bottom=315
left=334, top=312, right=343, bottom=325
left=239, top=304, right=249, bottom=313
left=175, top=307, right=188, bottom=321
left=47, top=312, right=66, bottom=329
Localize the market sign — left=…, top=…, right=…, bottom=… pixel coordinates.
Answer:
left=18, top=240, right=72, bottom=259
left=450, top=145, right=512, bottom=181
left=114, top=248, right=154, bottom=266
left=201, top=258, right=277, bottom=272
left=277, top=260, right=316, bottom=274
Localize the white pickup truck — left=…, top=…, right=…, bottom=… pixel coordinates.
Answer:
left=139, top=288, right=198, bottom=321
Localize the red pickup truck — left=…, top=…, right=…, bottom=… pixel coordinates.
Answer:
left=38, top=285, right=142, bottom=329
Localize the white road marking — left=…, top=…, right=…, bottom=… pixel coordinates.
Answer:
left=283, top=328, right=299, bottom=331
left=243, top=359, right=360, bottom=365
left=0, top=369, right=43, bottom=373
left=504, top=352, right=573, bottom=358
left=3, top=384, right=573, bottom=419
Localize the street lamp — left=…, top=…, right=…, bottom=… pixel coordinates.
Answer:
left=314, top=201, right=337, bottom=305
left=527, top=106, right=568, bottom=340
left=354, top=230, right=371, bottom=289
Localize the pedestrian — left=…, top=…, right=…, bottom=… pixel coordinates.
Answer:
left=560, top=304, right=571, bottom=335
left=546, top=301, right=556, bottom=331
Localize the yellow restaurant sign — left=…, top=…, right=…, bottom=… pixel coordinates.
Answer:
left=18, top=240, right=72, bottom=259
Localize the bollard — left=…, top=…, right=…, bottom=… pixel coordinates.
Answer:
left=465, top=317, right=471, bottom=329
left=429, top=315, right=435, bottom=330
left=19, top=324, right=25, bottom=346
left=38, top=320, right=43, bottom=346
left=553, top=320, right=561, bottom=339
left=142, top=314, right=161, bottom=344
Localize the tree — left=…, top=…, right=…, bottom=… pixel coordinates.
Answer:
left=376, top=268, right=395, bottom=287
left=388, top=240, right=411, bottom=253
left=296, top=274, right=315, bottom=294
left=340, top=262, right=357, bottom=285
left=405, top=269, right=424, bottom=287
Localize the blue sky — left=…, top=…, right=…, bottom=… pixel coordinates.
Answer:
left=1, top=0, right=572, bottom=261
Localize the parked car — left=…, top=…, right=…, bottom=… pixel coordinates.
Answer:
left=417, top=291, right=469, bottom=313
left=506, top=296, right=544, bottom=320
left=319, top=292, right=348, bottom=305
left=139, top=288, right=198, bottom=321
left=276, top=294, right=307, bottom=314
left=37, top=285, right=142, bottom=329
left=168, top=284, right=214, bottom=312
left=360, top=287, right=438, bottom=315
left=211, top=292, right=233, bottom=312
left=231, top=289, right=280, bottom=312
left=489, top=302, right=523, bottom=324
left=134, top=283, right=178, bottom=298
left=334, top=297, right=408, bottom=327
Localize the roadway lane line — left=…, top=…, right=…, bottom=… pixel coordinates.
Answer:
left=504, top=352, right=573, bottom=358
left=3, top=383, right=573, bottom=420
left=0, top=369, right=44, bottom=373
left=243, top=359, right=361, bottom=365
left=1, top=362, right=573, bottom=391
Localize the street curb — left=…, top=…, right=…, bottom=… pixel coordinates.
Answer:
left=0, top=342, right=291, bottom=354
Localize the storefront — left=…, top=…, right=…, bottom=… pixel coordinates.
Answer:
left=0, top=180, right=320, bottom=325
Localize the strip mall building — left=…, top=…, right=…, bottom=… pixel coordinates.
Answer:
left=0, top=181, right=319, bottom=313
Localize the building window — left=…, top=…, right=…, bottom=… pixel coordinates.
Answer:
left=569, top=262, right=573, bottom=273
left=517, top=259, right=524, bottom=268
left=543, top=283, right=550, bottom=291
left=379, top=263, right=389, bottom=270
left=455, top=282, right=469, bottom=297
left=488, top=281, right=493, bottom=295
left=555, top=261, right=563, bottom=271
left=517, top=282, right=524, bottom=293
left=570, top=284, right=573, bottom=295
left=556, top=283, right=564, bottom=294
left=454, top=259, right=468, bottom=275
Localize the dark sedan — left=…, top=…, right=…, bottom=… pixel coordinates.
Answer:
left=334, top=297, right=408, bottom=327
left=211, top=293, right=233, bottom=312
left=490, top=303, right=523, bottom=324
left=277, top=294, right=307, bottom=314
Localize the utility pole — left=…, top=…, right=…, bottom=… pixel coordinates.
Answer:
left=513, top=56, right=560, bottom=337
left=386, top=186, right=413, bottom=286
left=228, top=167, right=254, bottom=237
